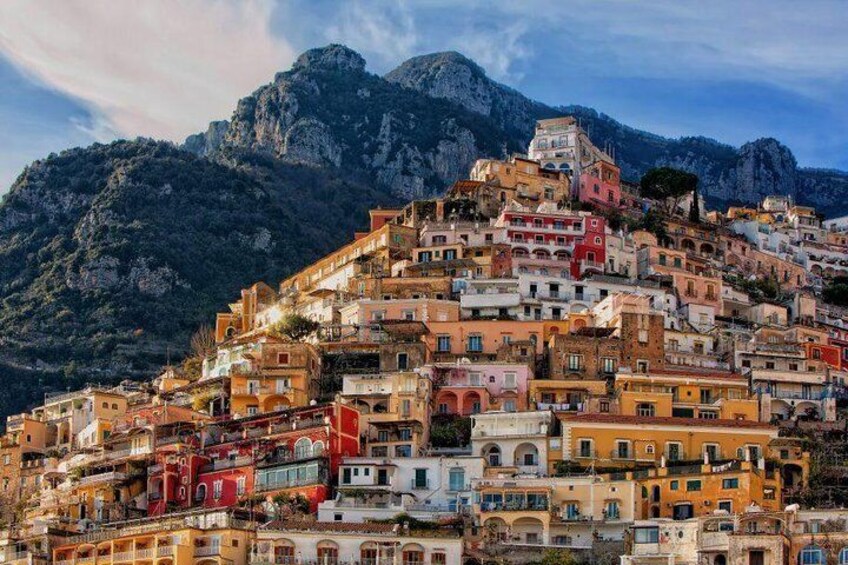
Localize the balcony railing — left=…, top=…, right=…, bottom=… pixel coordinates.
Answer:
left=199, top=455, right=253, bottom=473
left=78, top=471, right=128, bottom=486
left=410, top=478, right=430, bottom=490
left=255, top=476, right=322, bottom=492
left=481, top=501, right=549, bottom=512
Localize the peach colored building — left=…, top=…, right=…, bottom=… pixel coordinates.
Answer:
left=424, top=319, right=571, bottom=362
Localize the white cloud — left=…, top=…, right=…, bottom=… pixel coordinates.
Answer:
left=324, top=1, right=419, bottom=70
left=0, top=0, right=295, bottom=142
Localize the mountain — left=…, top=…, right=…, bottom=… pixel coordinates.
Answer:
left=0, top=139, right=395, bottom=416
left=3, top=44, right=848, bottom=418
left=185, top=45, right=520, bottom=200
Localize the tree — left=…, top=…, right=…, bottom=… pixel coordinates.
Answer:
left=823, top=276, right=848, bottom=307
left=640, top=167, right=699, bottom=216
left=537, top=549, right=578, bottom=565
left=190, top=324, right=216, bottom=358
left=270, top=314, right=320, bottom=342
left=689, top=183, right=701, bottom=223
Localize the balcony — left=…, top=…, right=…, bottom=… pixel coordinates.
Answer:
left=199, top=455, right=253, bottom=473
left=255, top=475, right=323, bottom=493
left=480, top=500, right=550, bottom=512
left=579, top=260, right=604, bottom=275
left=410, top=478, right=430, bottom=490
left=78, top=471, right=128, bottom=486
left=194, top=546, right=221, bottom=557
left=111, top=551, right=135, bottom=562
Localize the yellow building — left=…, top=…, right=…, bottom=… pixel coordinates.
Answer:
left=634, top=459, right=781, bottom=520
left=475, top=474, right=637, bottom=549
left=342, top=371, right=432, bottom=458
left=53, top=509, right=254, bottom=565
left=557, top=413, right=778, bottom=468
left=615, top=368, right=759, bottom=421
left=225, top=336, right=321, bottom=418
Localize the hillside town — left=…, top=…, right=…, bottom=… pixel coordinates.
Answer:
left=5, top=116, right=848, bottom=565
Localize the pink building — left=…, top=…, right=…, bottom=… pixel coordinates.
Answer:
left=494, top=204, right=606, bottom=279
left=422, top=363, right=532, bottom=416
left=578, top=161, right=622, bottom=209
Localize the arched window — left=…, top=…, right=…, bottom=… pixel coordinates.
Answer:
left=312, top=440, right=324, bottom=457
left=195, top=484, right=207, bottom=502
left=294, top=437, right=313, bottom=459
left=800, top=545, right=824, bottom=565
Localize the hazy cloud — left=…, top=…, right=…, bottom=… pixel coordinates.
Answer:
left=0, top=0, right=295, bottom=141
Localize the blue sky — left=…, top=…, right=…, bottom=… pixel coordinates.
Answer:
left=1, top=0, right=846, bottom=193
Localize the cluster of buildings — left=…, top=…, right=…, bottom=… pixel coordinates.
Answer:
left=3, top=117, right=848, bottom=565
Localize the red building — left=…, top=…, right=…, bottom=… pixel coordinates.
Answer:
left=496, top=207, right=606, bottom=279
left=805, top=342, right=842, bottom=371
left=147, top=402, right=360, bottom=515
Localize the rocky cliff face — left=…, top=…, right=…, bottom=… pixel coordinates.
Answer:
left=186, top=45, right=518, bottom=200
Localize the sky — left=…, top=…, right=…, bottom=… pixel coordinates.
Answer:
left=0, top=0, right=846, bottom=193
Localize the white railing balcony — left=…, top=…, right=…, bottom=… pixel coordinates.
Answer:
left=156, top=545, right=175, bottom=557
left=112, top=550, right=135, bottom=562
left=78, top=471, right=127, bottom=486
left=134, top=548, right=155, bottom=559
left=194, top=546, right=222, bottom=557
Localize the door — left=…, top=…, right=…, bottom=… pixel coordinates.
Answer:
left=377, top=469, right=388, bottom=486
left=749, top=551, right=764, bottom=565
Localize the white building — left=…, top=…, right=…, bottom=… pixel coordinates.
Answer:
left=318, top=455, right=485, bottom=523
left=471, top=410, right=552, bottom=476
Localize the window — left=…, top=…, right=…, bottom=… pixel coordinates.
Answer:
left=704, top=444, right=719, bottom=461
left=413, top=468, right=428, bottom=489
left=467, top=335, right=483, bottom=353
left=637, top=403, right=655, bottom=417
left=839, top=548, right=848, bottom=565
left=605, top=500, right=620, bottom=519
left=436, top=335, right=451, bottom=352
left=602, top=358, right=616, bottom=374
left=503, top=399, right=517, bottom=412
left=799, top=546, right=824, bottom=565
left=722, top=478, right=739, bottom=489
left=666, top=443, right=682, bottom=461
left=277, top=353, right=290, bottom=365
left=686, top=480, right=702, bottom=492
left=448, top=468, right=465, bottom=492
left=397, top=353, right=409, bottom=371
left=615, top=441, right=630, bottom=459
left=634, top=527, right=659, bottom=544
left=504, top=372, right=517, bottom=388
left=579, top=439, right=593, bottom=458
left=212, top=480, right=223, bottom=499
left=568, top=354, right=582, bottom=371
left=670, top=480, right=679, bottom=491
left=236, top=476, right=246, bottom=496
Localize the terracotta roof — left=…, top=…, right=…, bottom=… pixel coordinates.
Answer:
left=558, top=412, right=775, bottom=430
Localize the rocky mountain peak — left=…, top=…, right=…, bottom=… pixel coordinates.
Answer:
left=290, top=44, right=367, bottom=74
left=385, top=51, right=494, bottom=117
left=735, top=137, right=799, bottom=203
